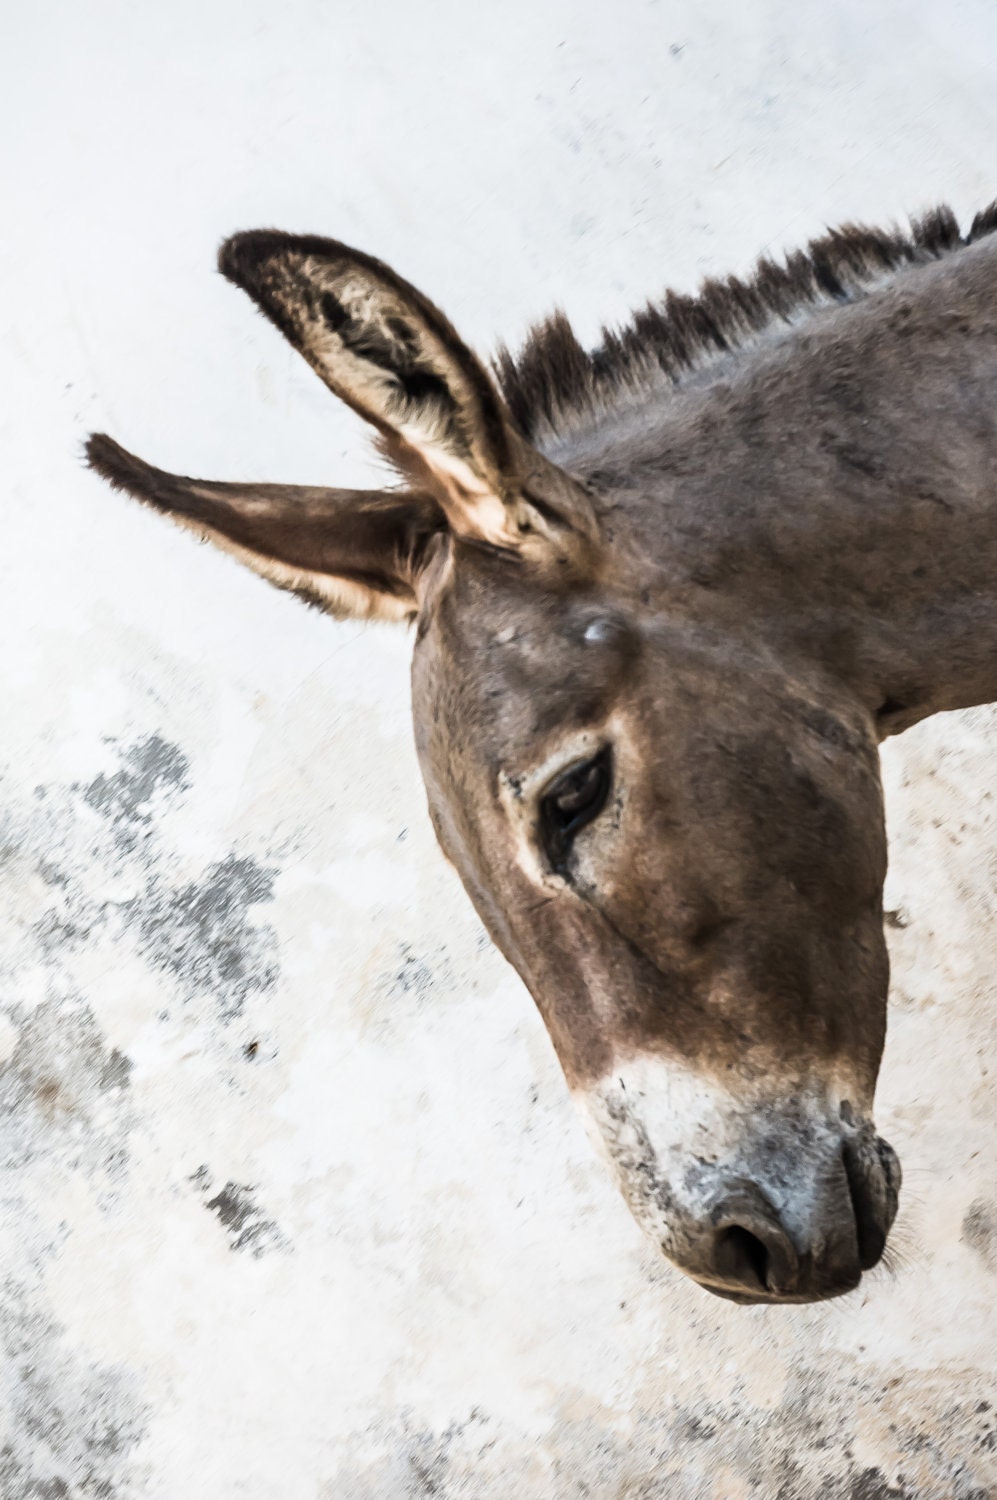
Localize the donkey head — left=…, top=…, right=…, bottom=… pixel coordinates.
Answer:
left=88, top=232, right=900, bottom=1304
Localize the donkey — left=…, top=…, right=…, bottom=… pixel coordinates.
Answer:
left=86, top=201, right=997, bottom=1304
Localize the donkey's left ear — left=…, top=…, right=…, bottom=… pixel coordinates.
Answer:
left=218, top=230, right=596, bottom=552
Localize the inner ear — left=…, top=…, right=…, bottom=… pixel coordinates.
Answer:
left=318, top=287, right=480, bottom=463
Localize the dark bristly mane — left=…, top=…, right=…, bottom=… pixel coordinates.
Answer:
left=494, top=201, right=997, bottom=443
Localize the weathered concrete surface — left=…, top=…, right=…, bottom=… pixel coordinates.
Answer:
left=3, top=1, right=997, bottom=1494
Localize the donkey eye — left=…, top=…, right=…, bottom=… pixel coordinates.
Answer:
left=539, top=746, right=613, bottom=871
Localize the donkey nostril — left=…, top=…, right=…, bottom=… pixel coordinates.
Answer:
left=706, top=1185, right=800, bottom=1298
left=715, top=1224, right=772, bottom=1291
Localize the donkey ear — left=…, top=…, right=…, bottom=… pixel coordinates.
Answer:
left=85, top=434, right=444, bottom=622
left=217, top=231, right=589, bottom=551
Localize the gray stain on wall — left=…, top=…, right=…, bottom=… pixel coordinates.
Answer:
left=75, top=736, right=280, bottom=1024
left=82, top=736, right=190, bottom=853
left=122, top=853, right=278, bottom=1023
left=961, top=1200, right=997, bottom=1274
left=199, top=1177, right=291, bottom=1258
left=0, top=735, right=288, bottom=1491
left=0, top=1281, right=146, bottom=1499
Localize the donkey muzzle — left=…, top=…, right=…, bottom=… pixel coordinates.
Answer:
left=578, top=1074, right=901, bottom=1304
left=678, top=1128, right=901, bottom=1304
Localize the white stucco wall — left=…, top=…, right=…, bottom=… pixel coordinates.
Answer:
left=3, top=2, right=997, bottom=1494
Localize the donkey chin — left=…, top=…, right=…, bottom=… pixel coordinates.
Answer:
left=576, top=1059, right=901, bottom=1305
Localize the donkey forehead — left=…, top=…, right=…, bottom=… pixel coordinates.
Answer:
left=416, top=560, right=643, bottom=752
left=418, top=553, right=780, bottom=746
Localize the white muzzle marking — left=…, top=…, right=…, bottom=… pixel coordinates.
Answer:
left=572, top=1053, right=852, bottom=1259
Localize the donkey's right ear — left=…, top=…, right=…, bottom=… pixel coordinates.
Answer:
left=85, top=434, right=445, bottom=622
left=217, top=231, right=596, bottom=553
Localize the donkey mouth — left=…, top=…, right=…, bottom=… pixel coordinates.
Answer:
left=694, top=1261, right=864, bottom=1306
left=692, top=1248, right=864, bottom=1306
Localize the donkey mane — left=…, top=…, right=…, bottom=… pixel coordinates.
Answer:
left=494, top=200, right=997, bottom=445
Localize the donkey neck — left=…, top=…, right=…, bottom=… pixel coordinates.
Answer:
left=564, top=237, right=997, bottom=737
